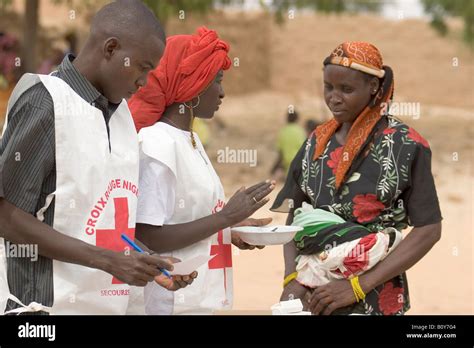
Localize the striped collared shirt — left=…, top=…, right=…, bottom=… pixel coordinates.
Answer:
left=0, top=54, right=119, bottom=314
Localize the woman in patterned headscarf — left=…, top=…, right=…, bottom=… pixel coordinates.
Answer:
left=272, top=42, right=442, bottom=315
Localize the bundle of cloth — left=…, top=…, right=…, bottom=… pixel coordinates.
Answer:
left=292, top=203, right=402, bottom=288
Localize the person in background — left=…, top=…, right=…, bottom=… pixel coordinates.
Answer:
left=271, top=109, right=306, bottom=179
left=0, top=32, right=20, bottom=87
left=37, top=42, right=66, bottom=75
left=305, top=119, right=320, bottom=138
left=192, top=117, right=210, bottom=149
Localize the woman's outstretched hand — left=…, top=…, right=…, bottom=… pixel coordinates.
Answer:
left=231, top=217, right=273, bottom=250
left=220, top=180, right=276, bottom=226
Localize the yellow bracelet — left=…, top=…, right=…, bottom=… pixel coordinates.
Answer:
left=351, top=284, right=360, bottom=302
left=350, top=276, right=365, bottom=301
left=355, top=283, right=366, bottom=301
left=283, top=272, right=298, bottom=288
left=350, top=276, right=366, bottom=302
left=355, top=279, right=366, bottom=301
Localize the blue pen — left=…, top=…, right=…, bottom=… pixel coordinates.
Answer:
left=121, top=234, right=172, bottom=278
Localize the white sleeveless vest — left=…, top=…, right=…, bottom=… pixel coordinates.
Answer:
left=0, top=74, right=140, bottom=314
left=140, top=122, right=233, bottom=314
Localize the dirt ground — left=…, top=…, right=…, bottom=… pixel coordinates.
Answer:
left=1, top=7, right=473, bottom=314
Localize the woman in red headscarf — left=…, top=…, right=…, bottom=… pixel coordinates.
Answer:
left=271, top=42, right=442, bottom=315
left=128, top=27, right=274, bottom=315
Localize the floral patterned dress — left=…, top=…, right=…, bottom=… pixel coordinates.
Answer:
left=271, top=116, right=442, bottom=315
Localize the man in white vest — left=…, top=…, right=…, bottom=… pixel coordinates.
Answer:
left=0, top=0, right=195, bottom=315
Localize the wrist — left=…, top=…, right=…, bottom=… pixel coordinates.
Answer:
left=359, top=273, right=377, bottom=294
left=284, top=268, right=297, bottom=279
left=283, top=271, right=298, bottom=288
left=216, top=210, right=237, bottom=228
left=90, top=246, right=115, bottom=273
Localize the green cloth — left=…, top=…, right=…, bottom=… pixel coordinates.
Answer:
left=277, top=123, right=306, bottom=172
left=292, top=205, right=345, bottom=242
left=291, top=204, right=371, bottom=252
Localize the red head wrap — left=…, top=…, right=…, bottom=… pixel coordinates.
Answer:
left=128, top=26, right=231, bottom=132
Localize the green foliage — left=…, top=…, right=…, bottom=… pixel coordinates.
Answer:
left=0, top=0, right=13, bottom=13
left=422, top=0, right=474, bottom=46
left=431, top=13, right=449, bottom=36
left=268, top=0, right=381, bottom=24
left=4, top=0, right=472, bottom=47
left=141, top=0, right=238, bottom=24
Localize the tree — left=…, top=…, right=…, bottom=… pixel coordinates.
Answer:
left=142, top=0, right=237, bottom=25
left=135, top=0, right=381, bottom=26
left=4, top=0, right=470, bottom=75
left=260, top=0, right=381, bottom=23
left=0, top=0, right=239, bottom=73
left=0, top=0, right=12, bottom=12
left=422, top=0, right=474, bottom=46
left=22, top=0, right=39, bottom=74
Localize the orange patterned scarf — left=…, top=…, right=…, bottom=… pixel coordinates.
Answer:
left=314, top=42, right=394, bottom=189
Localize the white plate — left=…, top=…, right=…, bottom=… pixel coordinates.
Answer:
left=230, top=225, right=303, bottom=246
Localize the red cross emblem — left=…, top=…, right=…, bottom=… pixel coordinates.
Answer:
left=209, top=230, right=232, bottom=269
left=208, top=229, right=232, bottom=293
left=96, top=197, right=135, bottom=284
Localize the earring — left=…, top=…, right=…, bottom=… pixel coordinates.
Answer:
left=184, top=96, right=201, bottom=149
left=184, top=96, right=201, bottom=109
